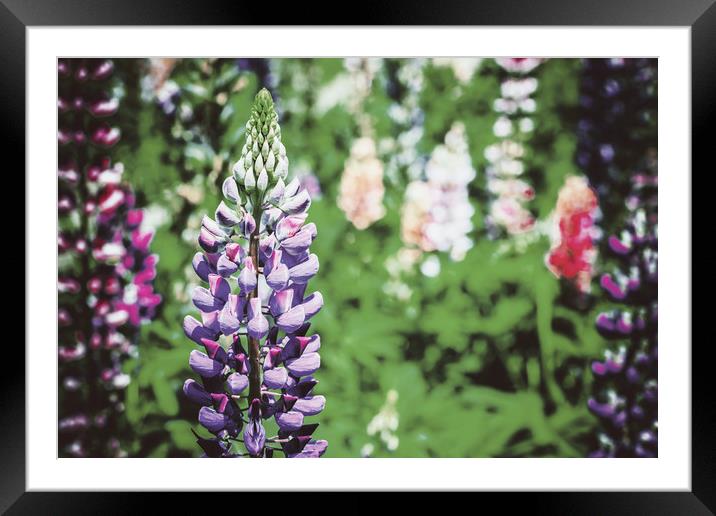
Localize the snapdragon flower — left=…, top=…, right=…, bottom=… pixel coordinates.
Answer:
left=183, top=89, right=327, bottom=458
left=338, top=137, right=387, bottom=230
left=546, top=176, right=600, bottom=294
left=400, top=122, right=476, bottom=262
left=588, top=173, right=657, bottom=457
left=58, top=58, right=160, bottom=457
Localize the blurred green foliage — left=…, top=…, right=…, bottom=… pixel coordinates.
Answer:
left=109, top=58, right=645, bottom=458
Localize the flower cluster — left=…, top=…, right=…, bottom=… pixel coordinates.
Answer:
left=58, top=58, right=160, bottom=457
left=485, top=58, right=543, bottom=236
left=183, top=89, right=327, bottom=458
left=401, top=122, right=476, bottom=261
left=546, top=176, right=600, bottom=293
left=588, top=173, right=657, bottom=457
left=338, top=137, right=387, bottom=230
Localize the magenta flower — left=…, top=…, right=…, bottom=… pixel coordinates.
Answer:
left=57, top=59, right=161, bottom=457
left=588, top=173, right=657, bottom=458
left=183, top=89, right=327, bottom=458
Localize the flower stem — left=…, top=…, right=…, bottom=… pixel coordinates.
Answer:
left=247, top=200, right=262, bottom=402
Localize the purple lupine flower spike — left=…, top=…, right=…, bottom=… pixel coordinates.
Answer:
left=589, top=172, right=657, bottom=458
left=57, top=59, right=160, bottom=458
left=184, top=89, right=326, bottom=458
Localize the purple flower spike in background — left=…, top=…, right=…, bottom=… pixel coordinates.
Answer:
left=183, top=89, right=327, bottom=458
left=58, top=59, right=161, bottom=458
left=588, top=171, right=657, bottom=458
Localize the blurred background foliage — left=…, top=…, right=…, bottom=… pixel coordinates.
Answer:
left=106, top=57, right=655, bottom=457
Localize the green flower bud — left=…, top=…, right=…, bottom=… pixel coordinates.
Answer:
left=244, top=168, right=256, bottom=192
left=254, top=155, right=264, bottom=179
left=265, top=151, right=276, bottom=174
left=257, top=169, right=269, bottom=193
left=232, top=161, right=244, bottom=185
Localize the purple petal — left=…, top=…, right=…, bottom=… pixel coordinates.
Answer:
left=225, top=242, right=245, bottom=263
left=183, top=315, right=217, bottom=344
left=244, top=400, right=266, bottom=457
left=199, top=406, right=231, bottom=434
left=263, top=367, right=289, bottom=389
left=587, top=398, right=615, bottom=418
left=183, top=379, right=213, bottom=405
left=216, top=253, right=239, bottom=277
left=288, top=439, right=328, bottom=458
left=301, top=292, right=323, bottom=320
left=226, top=372, right=248, bottom=394
left=192, top=252, right=213, bottom=281
left=280, top=189, right=311, bottom=215
left=293, top=395, right=325, bottom=416
left=280, top=228, right=313, bottom=256
left=199, top=228, right=221, bottom=253
left=608, top=235, right=631, bottom=255
left=208, top=274, right=230, bottom=302
left=247, top=297, right=268, bottom=340
left=288, top=254, right=319, bottom=284
left=215, top=201, right=241, bottom=227
left=201, top=310, right=221, bottom=333
left=259, top=234, right=277, bottom=262
left=276, top=214, right=307, bottom=241
left=276, top=305, right=306, bottom=333
left=596, top=312, right=616, bottom=335
left=192, top=286, right=223, bottom=312
left=285, top=352, right=320, bottom=377
left=266, top=263, right=290, bottom=291
left=601, top=274, right=626, bottom=300
left=282, top=335, right=321, bottom=359
left=284, top=177, right=301, bottom=197
left=275, top=410, right=304, bottom=432
left=222, top=176, right=240, bottom=204
left=264, top=347, right=282, bottom=369
left=189, top=350, right=224, bottom=378
left=240, top=212, right=256, bottom=238
left=200, top=338, right=228, bottom=363
left=238, top=257, right=258, bottom=294
left=287, top=377, right=318, bottom=398
left=591, top=361, right=607, bottom=376
left=202, top=215, right=227, bottom=238
left=210, top=393, right=231, bottom=414
left=269, top=288, right=294, bottom=316
left=218, top=300, right=241, bottom=335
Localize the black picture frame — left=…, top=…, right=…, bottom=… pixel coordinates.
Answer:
left=5, top=0, right=710, bottom=512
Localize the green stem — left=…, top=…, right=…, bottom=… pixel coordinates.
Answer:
left=247, top=198, right=262, bottom=403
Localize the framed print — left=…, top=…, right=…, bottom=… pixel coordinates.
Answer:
left=5, top=0, right=711, bottom=511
